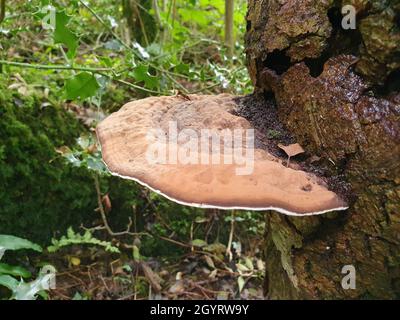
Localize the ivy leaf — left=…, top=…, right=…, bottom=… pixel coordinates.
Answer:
left=65, top=72, right=100, bottom=100
left=54, top=11, right=78, bottom=58
left=131, top=65, right=159, bottom=89
left=0, top=263, right=32, bottom=278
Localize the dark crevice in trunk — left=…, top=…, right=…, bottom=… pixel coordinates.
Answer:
left=300, top=213, right=349, bottom=245
left=374, top=69, right=400, bottom=96
left=260, top=6, right=364, bottom=79
left=262, top=49, right=292, bottom=75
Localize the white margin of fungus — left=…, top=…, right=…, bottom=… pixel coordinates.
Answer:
left=102, top=161, right=349, bottom=217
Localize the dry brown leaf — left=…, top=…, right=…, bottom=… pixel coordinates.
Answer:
left=278, top=143, right=305, bottom=157
left=169, top=280, right=185, bottom=294
left=101, top=194, right=112, bottom=213
left=209, top=269, right=218, bottom=279
left=141, top=262, right=162, bottom=293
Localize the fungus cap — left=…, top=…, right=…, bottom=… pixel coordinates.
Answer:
left=96, top=94, right=348, bottom=216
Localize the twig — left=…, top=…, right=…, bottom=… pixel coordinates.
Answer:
left=78, top=0, right=131, bottom=51
left=0, top=60, right=112, bottom=72
left=157, top=235, right=191, bottom=248
left=0, top=59, right=166, bottom=94
left=132, top=2, right=149, bottom=46
left=190, top=82, right=221, bottom=94
left=76, top=0, right=190, bottom=87
left=94, top=174, right=136, bottom=237
left=226, top=210, right=235, bottom=262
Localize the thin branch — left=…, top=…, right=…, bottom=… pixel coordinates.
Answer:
left=94, top=174, right=137, bottom=237
left=105, top=75, right=166, bottom=94
left=0, top=59, right=166, bottom=95
left=226, top=210, right=235, bottom=262
left=0, top=60, right=112, bottom=72
left=132, top=2, right=149, bottom=46
left=78, top=0, right=131, bottom=51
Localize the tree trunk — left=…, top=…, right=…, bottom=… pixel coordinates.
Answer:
left=122, top=0, right=156, bottom=46
left=225, top=0, right=235, bottom=58
left=0, top=0, right=6, bottom=25
left=246, top=0, right=400, bottom=299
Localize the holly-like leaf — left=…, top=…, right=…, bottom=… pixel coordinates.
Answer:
left=174, top=63, right=190, bottom=75
left=65, top=72, right=100, bottom=100
left=54, top=11, right=78, bottom=58
left=131, top=65, right=159, bottom=89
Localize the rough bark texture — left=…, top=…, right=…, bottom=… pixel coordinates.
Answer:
left=246, top=0, right=400, bottom=299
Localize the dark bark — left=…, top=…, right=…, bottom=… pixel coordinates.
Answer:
left=122, top=0, right=157, bottom=46
left=246, top=0, right=400, bottom=299
left=0, top=0, right=6, bottom=25
left=225, top=0, right=235, bottom=58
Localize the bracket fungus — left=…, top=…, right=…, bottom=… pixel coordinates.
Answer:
left=96, top=94, right=348, bottom=216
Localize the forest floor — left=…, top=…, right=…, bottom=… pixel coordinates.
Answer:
left=0, top=0, right=265, bottom=300
left=43, top=240, right=265, bottom=300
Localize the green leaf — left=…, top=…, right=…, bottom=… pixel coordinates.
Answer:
left=12, top=273, right=53, bottom=300
left=237, top=276, right=245, bottom=293
left=47, top=227, right=120, bottom=254
left=244, top=257, right=254, bottom=271
left=0, top=275, right=19, bottom=291
left=0, top=235, right=42, bottom=254
left=0, top=263, right=32, bottom=278
left=54, top=11, right=78, bottom=58
left=191, top=239, right=207, bottom=248
left=131, top=65, right=159, bottom=89
left=132, top=245, right=141, bottom=262
left=65, top=72, right=100, bottom=100
left=174, top=63, right=190, bottom=75
left=195, top=216, right=209, bottom=223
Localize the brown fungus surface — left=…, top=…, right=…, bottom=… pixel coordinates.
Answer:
left=97, top=94, right=347, bottom=216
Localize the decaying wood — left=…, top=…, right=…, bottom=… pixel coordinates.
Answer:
left=246, top=0, right=400, bottom=299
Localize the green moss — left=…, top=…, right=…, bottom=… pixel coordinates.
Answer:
left=0, top=81, right=98, bottom=244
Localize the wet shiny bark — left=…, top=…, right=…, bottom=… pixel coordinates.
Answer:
left=246, top=0, right=400, bottom=299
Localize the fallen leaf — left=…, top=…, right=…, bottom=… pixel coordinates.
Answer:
left=278, top=143, right=305, bottom=158
left=209, top=269, right=218, bottom=279
left=204, top=255, right=215, bottom=269
left=308, top=155, right=321, bottom=164
left=256, top=259, right=265, bottom=271
left=169, top=280, right=185, bottom=294
left=70, top=256, right=81, bottom=266
left=101, top=194, right=112, bottom=213
left=176, top=271, right=183, bottom=281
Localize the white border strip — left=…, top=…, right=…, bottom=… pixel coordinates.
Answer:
left=103, top=161, right=349, bottom=217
